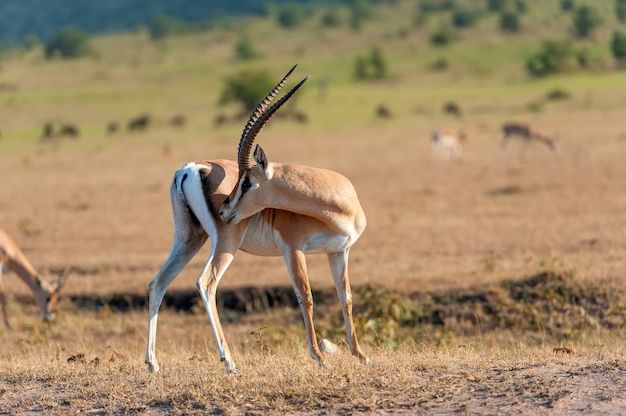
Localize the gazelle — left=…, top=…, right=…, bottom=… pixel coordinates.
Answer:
left=145, top=65, right=368, bottom=374
left=431, top=129, right=466, bottom=160
left=501, top=122, right=556, bottom=152
left=0, top=228, right=68, bottom=330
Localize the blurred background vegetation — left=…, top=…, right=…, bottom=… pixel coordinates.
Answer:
left=2, top=0, right=626, bottom=142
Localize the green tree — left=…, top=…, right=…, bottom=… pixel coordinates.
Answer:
left=500, top=11, right=520, bottom=33
left=320, top=7, right=342, bottom=28
left=44, top=27, right=91, bottom=59
left=234, top=37, right=258, bottom=61
left=369, top=46, right=387, bottom=79
left=561, top=0, right=575, bottom=11
left=526, top=39, right=576, bottom=77
left=452, top=7, right=479, bottom=28
left=353, top=46, right=388, bottom=81
left=430, top=26, right=455, bottom=46
left=572, top=5, right=603, bottom=39
left=486, top=0, right=508, bottom=12
left=616, top=0, right=626, bottom=23
left=514, top=0, right=528, bottom=14
left=218, top=69, right=276, bottom=113
left=610, top=30, right=626, bottom=63
left=277, top=3, right=310, bottom=29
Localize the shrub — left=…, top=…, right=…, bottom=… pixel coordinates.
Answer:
left=44, top=27, right=91, bottom=59
left=486, top=0, right=507, bottom=12
left=320, top=7, right=342, bottom=28
left=617, top=0, right=626, bottom=23
left=430, top=26, right=456, bottom=46
left=560, top=0, right=575, bottom=11
left=514, top=0, right=528, bottom=14
left=611, top=30, right=626, bottom=63
left=218, top=69, right=277, bottom=113
left=353, top=46, right=388, bottom=81
left=526, top=39, right=576, bottom=77
left=369, top=46, right=387, bottom=78
left=500, top=11, right=520, bottom=32
left=452, top=7, right=479, bottom=28
left=572, top=5, right=603, bottom=39
left=234, top=37, right=258, bottom=61
left=277, top=3, right=311, bottom=29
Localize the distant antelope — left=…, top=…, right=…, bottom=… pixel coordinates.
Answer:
left=145, top=65, right=368, bottom=374
left=127, top=114, right=151, bottom=132
left=431, top=129, right=466, bottom=160
left=501, top=122, right=556, bottom=153
left=442, top=101, right=462, bottom=118
left=0, top=228, right=68, bottom=329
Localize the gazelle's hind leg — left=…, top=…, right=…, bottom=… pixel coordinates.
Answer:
left=328, top=250, right=368, bottom=364
left=195, top=225, right=244, bottom=374
left=145, top=183, right=208, bottom=373
left=145, top=233, right=206, bottom=373
left=284, top=248, right=325, bottom=366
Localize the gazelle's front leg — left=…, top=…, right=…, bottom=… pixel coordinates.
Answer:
left=328, top=250, right=368, bottom=364
left=0, top=262, right=12, bottom=330
left=196, top=238, right=239, bottom=373
left=284, top=248, right=325, bottom=366
left=145, top=237, right=206, bottom=373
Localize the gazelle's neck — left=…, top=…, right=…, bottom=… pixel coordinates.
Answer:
left=8, top=256, right=47, bottom=292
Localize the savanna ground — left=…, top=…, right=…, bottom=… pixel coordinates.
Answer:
left=1, top=2, right=626, bottom=413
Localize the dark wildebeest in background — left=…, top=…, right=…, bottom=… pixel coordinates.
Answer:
left=375, top=104, right=392, bottom=119
left=40, top=122, right=79, bottom=141
left=127, top=114, right=151, bottom=132
left=442, top=101, right=462, bottom=118
left=59, top=124, right=79, bottom=138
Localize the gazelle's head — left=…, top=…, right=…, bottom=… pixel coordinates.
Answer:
left=34, top=271, right=70, bottom=322
left=219, top=65, right=309, bottom=225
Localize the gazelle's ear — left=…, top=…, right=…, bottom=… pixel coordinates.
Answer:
left=253, top=145, right=273, bottom=180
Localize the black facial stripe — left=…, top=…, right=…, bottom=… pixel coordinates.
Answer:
left=241, top=176, right=252, bottom=193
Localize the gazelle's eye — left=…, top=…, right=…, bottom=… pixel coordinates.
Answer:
left=241, top=178, right=252, bottom=193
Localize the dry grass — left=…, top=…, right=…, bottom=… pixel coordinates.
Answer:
left=1, top=325, right=625, bottom=415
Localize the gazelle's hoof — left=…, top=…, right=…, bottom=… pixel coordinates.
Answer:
left=146, top=361, right=160, bottom=373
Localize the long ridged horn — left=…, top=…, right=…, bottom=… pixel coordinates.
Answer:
left=237, top=66, right=309, bottom=171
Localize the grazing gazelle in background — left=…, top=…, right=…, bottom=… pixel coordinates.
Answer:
left=501, top=122, right=556, bottom=153
left=0, top=228, right=68, bottom=330
left=145, top=65, right=368, bottom=374
left=431, top=129, right=467, bottom=160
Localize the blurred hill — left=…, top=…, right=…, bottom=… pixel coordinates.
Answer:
left=0, top=0, right=333, bottom=44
